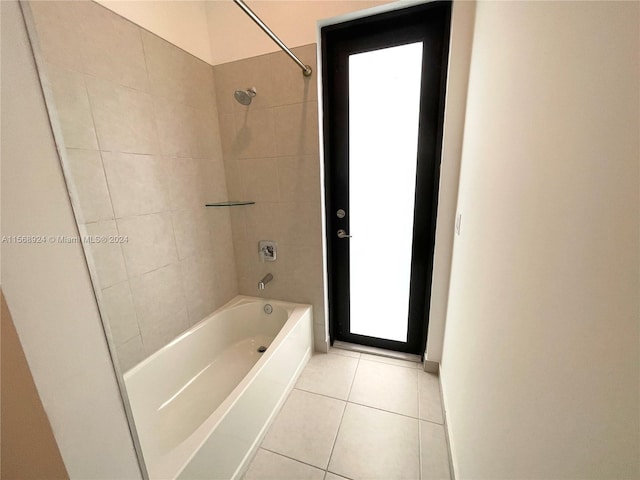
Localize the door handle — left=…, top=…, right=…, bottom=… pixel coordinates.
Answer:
left=337, top=229, right=352, bottom=239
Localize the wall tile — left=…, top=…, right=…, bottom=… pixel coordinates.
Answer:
left=201, top=157, right=229, bottom=204
left=244, top=202, right=283, bottom=241
left=142, top=31, right=214, bottom=108
left=179, top=254, right=217, bottom=325
left=141, top=30, right=188, bottom=102
left=45, top=62, right=98, bottom=150
left=193, top=108, right=224, bottom=160
left=277, top=155, right=321, bottom=203
left=86, top=76, right=159, bottom=154
left=81, top=220, right=128, bottom=288
left=115, top=335, right=146, bottom=373
left=100, top=281, right=140, bottom=345
left=168, top=157, right=208, bottom=210
left=117, top=213, right=178, bottom=277
left=76, top=1, right=149, bottom=92
left=234, top=107, right=277, bottom=159
left=240, top=158, right=281, bottom=202
left=172, top=207, right=212, bottom=260
left=129, top=263, right=189, bottom=355
left=64, top=148, right=113, bottom=224
left=214, top=55, right=277, bottom=115
left=152, top=99, right=195, bottom=158
left=273, top=101, right=319, bottom=157
left=279, top=202, right=322, bottom=246
left=28, top=1, right=85, bottom=72
left=269, top=44, right=318, bottom=106
left=102, top=152, right=171, bottom=218
left=218, top=113, right=238, bottom=160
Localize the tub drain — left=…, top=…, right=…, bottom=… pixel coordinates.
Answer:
left=257, top=346, right=267, bottom=353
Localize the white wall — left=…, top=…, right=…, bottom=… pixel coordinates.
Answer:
left=441, top=1, right=639, bottom=479
left=1, top=1, right=142, bottom=477
left=96, top=0, right=214, bottom=64
left=425, top=0, right=475, bottom=364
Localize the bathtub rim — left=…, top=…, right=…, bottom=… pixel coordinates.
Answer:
left=123, top=295, right=312, bottom=479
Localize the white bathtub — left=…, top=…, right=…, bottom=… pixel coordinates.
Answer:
left=123, top=296, right=313, bottom=479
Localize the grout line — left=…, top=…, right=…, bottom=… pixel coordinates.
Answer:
left=253, top=448, right=325, bottom=474
left=324, top=355, right=360, bottom=474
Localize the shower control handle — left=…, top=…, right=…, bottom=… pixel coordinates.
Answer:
left=337, top=229, right=351, bottom=239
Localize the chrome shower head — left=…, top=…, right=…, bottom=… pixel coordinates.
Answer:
left=234, top=87, right=257, bottom=105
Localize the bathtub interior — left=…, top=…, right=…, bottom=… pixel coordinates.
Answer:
left=123, top=295, right=313, bottom=479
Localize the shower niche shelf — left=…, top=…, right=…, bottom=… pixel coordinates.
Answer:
left=205, top=201, right=255, bottom=207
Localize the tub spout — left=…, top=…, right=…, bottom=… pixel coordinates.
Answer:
left=258, top=273, right=273, bottom=290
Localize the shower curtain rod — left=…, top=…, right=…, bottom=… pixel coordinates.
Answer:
left=233, top=0, right=313, bottom=77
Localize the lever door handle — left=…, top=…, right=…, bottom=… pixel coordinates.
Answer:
left=337, top=229, right=352, bottom=239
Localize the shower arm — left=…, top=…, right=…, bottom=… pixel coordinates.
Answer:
left=233, top=0, right=313, bottom=77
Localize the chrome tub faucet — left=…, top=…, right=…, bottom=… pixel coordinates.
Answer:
left=258, top=273, right=273, bottom=290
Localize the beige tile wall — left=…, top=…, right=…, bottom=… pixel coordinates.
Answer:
left=28, top=1, right=238, bottom=371
left=214, top=45, right=327, bottom=351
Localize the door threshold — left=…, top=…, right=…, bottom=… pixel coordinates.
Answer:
left=332, top=341, right=422, bottom=364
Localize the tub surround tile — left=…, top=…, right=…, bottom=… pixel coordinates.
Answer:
left=172, top=208, right=213, bottom=260
left=115, top=335, right=146, bottom=373
left=179, top=254, right=217, bottom=326
left=244, top=449, right=324, bottom=480
left=348, top=359, right=419, bottom=418
left=45, top=63, right=98, bottom=150
left=81, top=221, right=128, bottom=288
left=168, top=157, right=208, bottom=210
left=100, top=281, right=139, bottom=345
left=28, top=1, right=85, bottom=72
left=277, top=155, right=321, bottom=203
left=86, top=76, right=159, bottom=154
left=233, top=107, right=277, bottom=159
left=269, top=45, right=318, bottom=106
left=64, top=149, right=113, bottom=224
left=240, top=158, right=281, bottom=202
left=262, top=389, right=345, bottom=469
left=420, top=420, right=452, bottom=480
left=29, top=0, right=240, bottom=374
left=142, top=30, right=214, bottom=108
left=328, top=403, right=420, bottom=480
left=76, top=1, right=149, bottom=92
left=117, top=213, right=178, bottom=277
left=295, top=352, right=358, bottom=400
left=273, top=102, right=319, bottom=157
left=129, top=263, right=189, bottom=355
left=102, top=152, right=171, bottom=218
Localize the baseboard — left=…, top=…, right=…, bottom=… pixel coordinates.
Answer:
left=423, top=359, right=439, bottom=373
left=439, top=366, right=457, bottom=480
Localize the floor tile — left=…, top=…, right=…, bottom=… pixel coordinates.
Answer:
left=348, top=360, right=419, bottom=417
left=244, top=449, right=324, bottom=480
left=420, top=421, right=451, bottom=480
left=295, top=352, right=359, bottom=400
left=328, top=403, right=420, bottom=480
left=418, top=371, right=444, bottom=424
left=261, top=389, right=345, bottom=469
left=324, top=472, right=350, bottom=480
left=360, top=352, right=421, bottom=369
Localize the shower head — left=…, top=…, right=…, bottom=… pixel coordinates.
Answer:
left=234, top=87, right=257, bottom=105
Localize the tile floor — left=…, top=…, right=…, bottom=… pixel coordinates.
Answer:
left=242, top=348, right=452, bottom=480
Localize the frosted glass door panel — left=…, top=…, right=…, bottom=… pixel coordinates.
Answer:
left=348, top=43, right=422, bottom=342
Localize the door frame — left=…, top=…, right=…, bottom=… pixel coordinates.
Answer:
left=320, top=1, right=452, bottom=356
